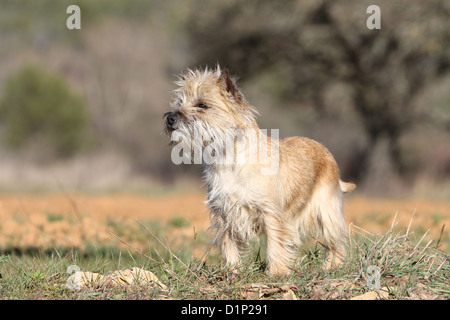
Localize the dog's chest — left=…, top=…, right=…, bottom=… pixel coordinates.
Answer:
left=206, top=167, right=263, bottom=211
left=206, top=167, right=266, bottom=239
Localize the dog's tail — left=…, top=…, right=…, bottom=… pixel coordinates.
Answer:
left=339, top=180, right=356, bottom=193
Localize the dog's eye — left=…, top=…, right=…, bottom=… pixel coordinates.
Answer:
left=196, top=103, right=210, bottom=109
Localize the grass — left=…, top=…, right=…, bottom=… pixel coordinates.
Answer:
left=0, top=216, right=449, bottom=300
left=169, top=215, right=190, bottom=228
left=46, top=212, right=65, bottom=222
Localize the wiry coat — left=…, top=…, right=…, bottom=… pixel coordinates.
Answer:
left=164, top=66, right=355, bottom=276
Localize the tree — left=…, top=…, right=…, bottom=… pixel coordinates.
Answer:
left=0, top=64, right=88, bottom=157
left=185, top=0, right=450, bottom=182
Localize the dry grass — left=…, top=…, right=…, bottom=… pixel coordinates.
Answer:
left=0, top=211, right=448, bottom=300
left=0, top=192, right=449, bottom=252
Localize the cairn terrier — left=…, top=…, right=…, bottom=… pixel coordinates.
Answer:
left=163, top=66, right=355, bottom=276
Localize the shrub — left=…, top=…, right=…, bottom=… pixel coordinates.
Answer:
left=0, top=64, right=88, bottom=157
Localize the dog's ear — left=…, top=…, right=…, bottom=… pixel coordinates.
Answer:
left=219, top=68, right=237, bottom=96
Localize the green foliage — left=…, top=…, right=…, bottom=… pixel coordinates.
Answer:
left=0, top=64, right=88, bottom=157
left=169, top=215, right=190, bottom=228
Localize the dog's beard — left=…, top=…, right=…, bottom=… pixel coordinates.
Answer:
left=169, top=119, right=228, bottom=165
left=168, top=118, right=280, bottom=174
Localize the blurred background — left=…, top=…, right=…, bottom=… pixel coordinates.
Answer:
left=0, top=0, right=449, bottom=197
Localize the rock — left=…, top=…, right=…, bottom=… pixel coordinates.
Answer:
left=282, top=289, right=298, bottom=300
left=67, top=271, right=104, bottom=290
left=240, top=283, right=299, bottom=300
left=66, top=267, right=167, bottom=290
left=350, top=287, right=389, bottom=300
left=107, top=267, right=168, bottom=289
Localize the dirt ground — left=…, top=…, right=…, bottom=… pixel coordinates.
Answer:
left=0, top=191, right=449, bottom=252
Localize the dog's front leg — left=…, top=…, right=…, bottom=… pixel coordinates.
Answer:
left=220, top=230, right=243, bottom=269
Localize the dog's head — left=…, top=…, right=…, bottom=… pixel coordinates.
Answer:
left=163, top=66, right=258, bottom=148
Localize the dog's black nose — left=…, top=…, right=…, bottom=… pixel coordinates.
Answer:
left=167, top=112, right=178, bottom=126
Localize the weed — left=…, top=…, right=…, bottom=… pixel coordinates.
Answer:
left=0, top=214, right=448, bottom=300
left=169, top=215, right=190, bottom=228
left=46, top=212, right=65, bottom=222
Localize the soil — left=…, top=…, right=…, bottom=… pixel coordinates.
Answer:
left=0, top=191, right=449, bottom=252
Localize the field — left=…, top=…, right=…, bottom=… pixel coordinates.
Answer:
left=0, top=191, right=449, bottom=300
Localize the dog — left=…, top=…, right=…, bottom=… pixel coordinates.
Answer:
left=163, top=66, right=355, bottom=276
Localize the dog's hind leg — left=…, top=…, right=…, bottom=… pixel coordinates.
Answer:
left=263, top=214, right=299, bottom=276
